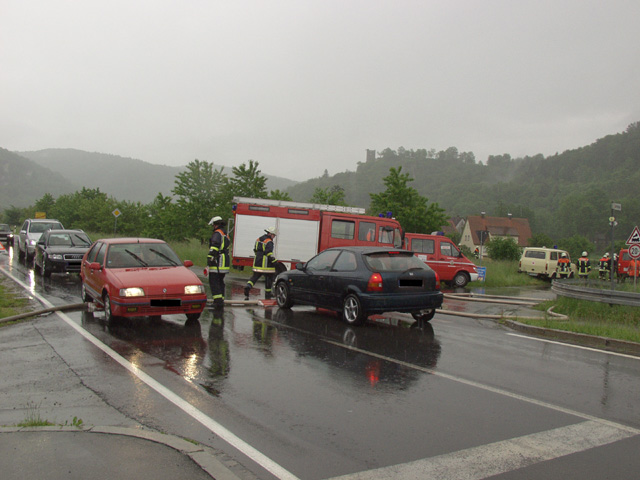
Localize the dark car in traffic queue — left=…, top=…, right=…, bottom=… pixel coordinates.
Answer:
left=274, top=246, right=444, bottom=325
left=80, top=237, right=207, bottom=324
left=0, top=224, right=14, bottom=246
left=33, top=229, right=92, bottom=277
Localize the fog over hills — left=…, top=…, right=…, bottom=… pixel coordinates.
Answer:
left=3, top=148, right=298, bottom=207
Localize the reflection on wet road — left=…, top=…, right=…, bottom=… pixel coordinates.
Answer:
left=4, top=249, right=640, bottom=480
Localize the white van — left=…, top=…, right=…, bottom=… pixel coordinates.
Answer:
left=518, top=247, right=574, bottom=279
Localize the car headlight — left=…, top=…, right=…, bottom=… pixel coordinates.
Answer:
left=119, top=287, right=145, bottom=297
left=184, top=285, right=205, bottom=295
left=29, top=239, right=36, bottom=246
left=49, top=254, right=63, bottom=260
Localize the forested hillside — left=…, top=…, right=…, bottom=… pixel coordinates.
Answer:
left=11, top=149, right=298, bottom=205
left=0, top=148, right=78, bottom=207
left=285, top=122, right=640, bottom=245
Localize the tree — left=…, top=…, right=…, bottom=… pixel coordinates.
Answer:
left=172, top=159, right=230, bottom=242
left=486, top=237, right=521, bottom=261
left=142, top=193, right=185, bottom=241
left=268, top=190, right=292, bottom=201
left=558, top=235, right=595, bottom=262
left=528, top=233, right=554, bottom=247
left=34, top=193, right=56, bottom=217
left=50, top=188, right=117, bottom=232
left=369, top=167, right=447, bottom=233
left=228, top=160, right=268, bottom=199
left=309, top=186, right=346, bottom=206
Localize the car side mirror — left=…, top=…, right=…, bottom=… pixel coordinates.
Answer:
left=295, top=262, right=306, bottom=271
left=89, top=262, right=102, bottom=270
left=183, top=260, right=194, bottom=267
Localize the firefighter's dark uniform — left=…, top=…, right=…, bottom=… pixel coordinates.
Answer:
left=577, top=254, right=591, bottom=280
left=244, top=231, right=277, bottom=300
left=556, top=256, right=571, bottom=279
left=598, top=255, right=611, bottom=280
left=207, top=225, right=230, bottom=306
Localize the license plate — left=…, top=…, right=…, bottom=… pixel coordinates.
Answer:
left=150, top=299, right=182, bottom=307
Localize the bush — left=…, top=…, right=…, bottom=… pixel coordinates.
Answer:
left=486, top=237, right=521, bottom=261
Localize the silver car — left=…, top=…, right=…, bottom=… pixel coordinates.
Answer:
left=18, top=219, right=64, bottom=261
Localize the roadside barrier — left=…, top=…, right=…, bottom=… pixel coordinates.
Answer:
left=551, top=280, right=640, bottom=307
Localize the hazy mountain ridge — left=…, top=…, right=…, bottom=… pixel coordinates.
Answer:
left=0, top=148, right=78, bottom=207
left=7, top=148, right=298, bottom=206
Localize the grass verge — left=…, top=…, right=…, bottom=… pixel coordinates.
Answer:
left=0, top=275, right=30, bottom=320
left=468, top=259, right=547, bottom=288
left=519, top=296, right=640, bottom=344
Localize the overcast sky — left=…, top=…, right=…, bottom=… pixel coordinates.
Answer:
left=1, top=1, right=639, bottom=181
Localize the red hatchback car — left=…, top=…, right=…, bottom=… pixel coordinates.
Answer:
left=80, top=238, right=207, bottom=323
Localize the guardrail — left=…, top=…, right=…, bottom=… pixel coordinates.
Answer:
left=551, top=280, right=640, bottom=307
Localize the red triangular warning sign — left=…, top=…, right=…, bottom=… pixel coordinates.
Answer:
left=626, top=226, right=640, bottom=245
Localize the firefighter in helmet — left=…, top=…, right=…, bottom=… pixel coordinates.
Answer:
left=556, top=252, right=571, bottom=279
left=598, top=252, right=611, bottom=280
left=207, top=216, right=230, bottom=307
left=244, top=227, right=278, bottom=300
left=577, top=251, right=591, bottom=281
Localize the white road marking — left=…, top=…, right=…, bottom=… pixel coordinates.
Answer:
left=327, top=420, right=637, bottom=480
left=507, top=332, right=640, bottom=360
left=0, top=267, right=300, bottom=480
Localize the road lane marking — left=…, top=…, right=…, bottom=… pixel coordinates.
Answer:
left=0, top=267, right=300, bottom=480
left=326, top=420, right=637, bottom=480
left=507, top=332, right=640, bottom=360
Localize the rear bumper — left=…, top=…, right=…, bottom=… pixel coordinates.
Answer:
left=360, top=291, right=443, bottom=314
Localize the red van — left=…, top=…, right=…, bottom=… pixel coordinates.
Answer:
left=618, top=248, right=631, bottom=280
left=404, top=233, right=478, bottom=287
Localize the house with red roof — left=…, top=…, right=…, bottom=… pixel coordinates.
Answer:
left=459, top=214, right=532, bottom=256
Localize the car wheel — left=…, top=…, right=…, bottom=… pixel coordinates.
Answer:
left=18, top=242, right=24, bottom=259
left=412, top=309, right=436, bottom=322
left=275, top=281, right=293, bottom=309
left=42, top=256, right=51, bottom=278
left=81, top=283, right=92, bottom=303
left=453, top=272, right=469, bottom=288
left=103, top=293, right=116, bottom=324
left=186, top=313, right=201, bottom=322
left=342, top=293, right=367, bottom=326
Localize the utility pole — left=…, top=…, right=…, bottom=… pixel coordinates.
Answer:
left=610, top=202, right=621, bottom=290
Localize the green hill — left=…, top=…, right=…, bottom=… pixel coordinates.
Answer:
left=285, top=122, right=640, bottom=244
left=0, top=148, right=78, bottom=208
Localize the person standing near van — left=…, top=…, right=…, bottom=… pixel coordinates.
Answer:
left=577, top=251, right=591, bottom=281
left=598, top=253, right=611, bottom=280
left=244, top=227, right=278, bottom=300
left=556, top=253, right=571, bottom=279
left=207, top=216, right=230, bottom=307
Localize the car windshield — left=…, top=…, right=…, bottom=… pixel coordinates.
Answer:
left=0, top=224, right=9, bottom=232
left=364, top=252, right=430, bottom=272
left=30, top=222, right=63, bottom=233
left=48, top=232, right=91, bottom=247
left=106, top=242, right=181, bottom=268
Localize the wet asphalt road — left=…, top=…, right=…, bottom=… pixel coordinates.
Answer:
left=2, top=246, right=640, bottom=479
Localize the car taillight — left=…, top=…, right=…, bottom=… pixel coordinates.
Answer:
left=367, top=273, right=383, bottom=292
left=434, top=271, right=441, bottom=290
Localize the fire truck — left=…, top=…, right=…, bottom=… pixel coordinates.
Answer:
left=231, top=197, right=404, bottom=272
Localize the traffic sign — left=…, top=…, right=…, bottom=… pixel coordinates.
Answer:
left=112, top=209, right=121, bottom=218
left=630, top=245, right=640, bottom=259
left=626, top=226, right=640, bottom=245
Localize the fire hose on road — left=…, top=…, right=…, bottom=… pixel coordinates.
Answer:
left=0, top=302, right=88, bottom=325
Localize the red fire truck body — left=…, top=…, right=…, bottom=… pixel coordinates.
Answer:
left=231, top=197, right=404, bottom=271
